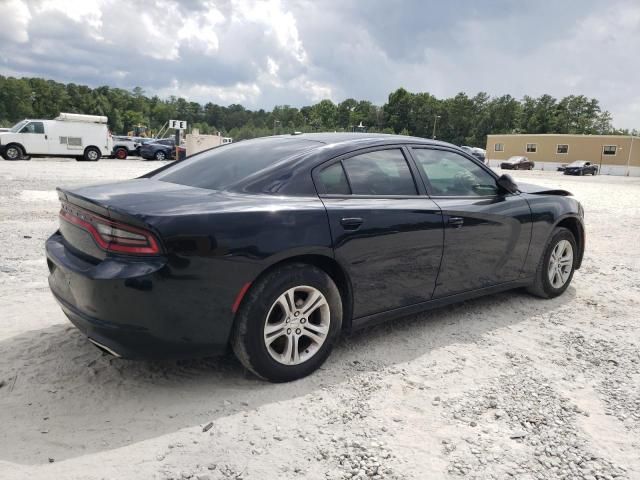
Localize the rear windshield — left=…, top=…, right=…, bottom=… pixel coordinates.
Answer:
left=151, top=137, right=320, bottom=190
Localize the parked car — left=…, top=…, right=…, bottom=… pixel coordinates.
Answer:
left=563, top=161, right=598, bottom=176
left=112, top=136, right=141, bottom=159
left=46, top=133, right=585, bottom=382
left=500, top=156, right=534, bottom=170
left=139, top=138, right=178, bottom=160
left=461, top=146, right=488, bottom=165
left=0, top=113, right=112, bottom=161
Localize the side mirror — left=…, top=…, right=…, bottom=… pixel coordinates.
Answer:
left=496, top=174, right=519, bottom=194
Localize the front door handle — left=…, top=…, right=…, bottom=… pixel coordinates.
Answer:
left=340, top=217, right=363, bottom=230
left=448, top=216, right=464, bottom=228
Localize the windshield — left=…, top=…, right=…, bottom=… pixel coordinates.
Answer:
left=152, top=137, right=320, bottom=191
left=567, top=161, right=586, bottom=167
left=10, top=120, right=28, bottom=133
left=507, top=156, right=523, bottom=162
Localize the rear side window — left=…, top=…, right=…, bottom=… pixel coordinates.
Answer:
left=341, top=149, right=417, bottom=196
left=153, top=137, right=320, bottom=191
left=318, top=162, right=350, bottom=194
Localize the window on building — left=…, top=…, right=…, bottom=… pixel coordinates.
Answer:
left=494, top=143, right=504, bottom=152
left=557, top=144, right=569, bottom=154
left=603, top=145, right=617, bottom=156
left=526, top=143, right=537, bottom=153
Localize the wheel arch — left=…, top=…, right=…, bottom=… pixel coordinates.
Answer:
left=235, top=253, right=355, bottom=332
left=554, top=215, right=584, bottom=269
left=84, top=145, right=102, bottom=156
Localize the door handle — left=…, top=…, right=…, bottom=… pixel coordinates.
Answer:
left=340, top=217, right=363, bottom=230
left=44, top=135, right=48, bottom=139
left=448, top=216, right=464, bottom=228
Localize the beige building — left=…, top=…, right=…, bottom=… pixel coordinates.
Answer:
left=185, top=131, right=233, bottom=156
left=486, top=134, right=640, bottom=176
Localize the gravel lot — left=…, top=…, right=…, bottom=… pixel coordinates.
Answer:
left=0, top=158, right=639, bottom=480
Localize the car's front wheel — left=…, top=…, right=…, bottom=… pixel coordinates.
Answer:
left=232, top=263, right=342, bottom=382
left=527, top=227, right=577, bottom=298
left=3, top=144, right=24, bottom=160
left=154, top=150, right=166, bottom=161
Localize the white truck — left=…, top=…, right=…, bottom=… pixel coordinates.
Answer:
left=0, top=113, right=113, bottom=161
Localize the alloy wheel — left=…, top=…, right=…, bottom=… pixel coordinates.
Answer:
left=6, top=147, right=20, bottom=160
left=263, top=285, right=330, bottom=366
left=547, top=239, right=573, bottom=289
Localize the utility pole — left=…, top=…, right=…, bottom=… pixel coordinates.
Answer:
left=273, top=119, right=280, bottom=136
left=432, top=114, right=441, bottom=139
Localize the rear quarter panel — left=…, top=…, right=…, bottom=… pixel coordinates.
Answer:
left=143, top=195, right=334, bottom=344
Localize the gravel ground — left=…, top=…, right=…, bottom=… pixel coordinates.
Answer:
left=0, top=158, right=638, bottom=480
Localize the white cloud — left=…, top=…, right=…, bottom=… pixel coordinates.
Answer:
left=1, top=0, right=639, bottom=129
left=0, top=0, right=31, bottom=43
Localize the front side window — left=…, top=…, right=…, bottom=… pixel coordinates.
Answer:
left=557, top=144, right=569, bottom=154
left=494, top=143, right=504, bottom=152
left=603, top=145, right=617, bottom=155
left=341, top=149, right=417, bottom=196
left=526, top=143, right=537, bottom=153
left=20, top=121, right=44, bottom=134
left=412, top=148, right=498, bottom=197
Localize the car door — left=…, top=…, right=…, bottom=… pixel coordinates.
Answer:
left=314, top=146, right=444, bottom=320
left=19, top=121, right=48, bottom=155
left=409, top=147, right=532, bottom=298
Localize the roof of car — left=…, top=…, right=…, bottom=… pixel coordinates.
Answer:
left=272, top=132, right=450, bottom=148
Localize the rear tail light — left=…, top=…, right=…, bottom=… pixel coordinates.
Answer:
left=60, top=202, right=161, bottom=255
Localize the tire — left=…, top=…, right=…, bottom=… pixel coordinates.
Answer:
left=154, top=150, right=166, bottom=161
left=114, top=147, right=128, bottom=159
left=84, top=147, right=101, bottom=162
left=527, top=227, right=577, bottom=299
left=3, top=144, right=24, bottom=161
left=231, top=263, right=343, bottom=382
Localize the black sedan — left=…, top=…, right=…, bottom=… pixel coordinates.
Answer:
left=46, top=134, right=585, bottom=382
left=139, top=138, right=177, bottom=161
left=500, top=156, right=535, bottom=170
left=563, top=161, right=598, bottom=176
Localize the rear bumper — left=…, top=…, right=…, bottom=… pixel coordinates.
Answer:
left=46, top=232, right=231, bottom=359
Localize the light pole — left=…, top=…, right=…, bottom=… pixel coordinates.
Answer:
left=432, top=114, right=441, bottom=139
left=273, top=120, right=281, bottom=136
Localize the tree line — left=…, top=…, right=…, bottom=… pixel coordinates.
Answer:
left=0, top=76, right=631, bottom=147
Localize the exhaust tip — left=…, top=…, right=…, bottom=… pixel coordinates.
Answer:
left=89, top=338, right=122, bottom=358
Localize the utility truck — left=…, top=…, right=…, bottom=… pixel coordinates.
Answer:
left=0, top=113, right=112, bottom=161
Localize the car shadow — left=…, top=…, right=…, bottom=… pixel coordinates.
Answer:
left=0, top=287, right=576, bottom=465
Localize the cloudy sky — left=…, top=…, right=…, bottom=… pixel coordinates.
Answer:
left=1, top=0, right=639, bottom=128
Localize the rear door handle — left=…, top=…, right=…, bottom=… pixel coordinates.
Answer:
left=340, top=217, right=363, bottom=230
left=448, top=216, right=464, bottom=228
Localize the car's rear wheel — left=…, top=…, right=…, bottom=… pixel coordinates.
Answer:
left=84, top=147, right=101, bottom=161
left=154, top=150, right=166, bottom=161
left=232, top=263, right=342, bottom=382
left=527, top=227, right=577, bottom=298
left=114, top=147, right=127, bottom=159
